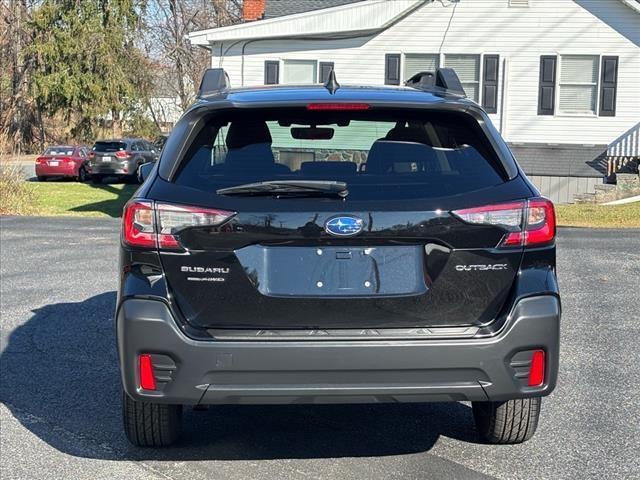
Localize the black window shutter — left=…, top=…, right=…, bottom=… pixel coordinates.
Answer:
left=599, top=56, right=618, bottom=117
left=264, top=61, right=279, bottom=85
left=482, top=55, right=499, bottom=114
left=385, top=54, right=401, bottom=85
left=319, top=62, right=334, bottom=83
left=538, top=55, right=557, bottom=115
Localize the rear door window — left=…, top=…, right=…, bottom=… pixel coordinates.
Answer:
left=93, top=141, right=126, bottom=152
left=174, top=109, right=505, bottom=201
left=45, top=147, right=74, bottom=156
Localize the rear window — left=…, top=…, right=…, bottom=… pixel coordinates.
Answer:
left=45, top=147, right=74, bottom=156
left=93, top=141, right=127, bottom=152
left=174, top=109, right=505, bottom=201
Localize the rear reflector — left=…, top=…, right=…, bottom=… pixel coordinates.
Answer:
left=528, top=350, right=545, bottom=387
left=452, top=197, right=555, bottom=248
left=122, top=200, right=235, bottom=250
left=307, top=103, right=370, bottom=111
left=138, top=354, right=156, bottom=390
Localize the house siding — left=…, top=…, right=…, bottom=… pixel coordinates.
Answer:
left=528, top=175, right=602, bottom=204
left=212, top=0, right=639, bottom=149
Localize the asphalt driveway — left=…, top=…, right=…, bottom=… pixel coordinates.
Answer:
left=1, top=216, right=639, bottom=480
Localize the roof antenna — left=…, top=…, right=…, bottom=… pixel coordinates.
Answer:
left=324, top=69, right=340, bottom=95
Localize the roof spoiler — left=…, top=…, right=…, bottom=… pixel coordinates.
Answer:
left=197, top=68, right=230, bottom=99
left=405, top=68, right=466, bottom=96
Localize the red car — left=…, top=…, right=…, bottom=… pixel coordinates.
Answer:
left=35, top=145, right=91, bottom=182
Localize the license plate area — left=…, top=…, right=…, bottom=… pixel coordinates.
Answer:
left=235, top=245, right=427, bottom=298
left=49, top=160, right=59, bottom=166
left=101, top=156, right=112, bottom=162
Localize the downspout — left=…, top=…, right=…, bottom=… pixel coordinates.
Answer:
left=241, top=39, right=263, bottom=87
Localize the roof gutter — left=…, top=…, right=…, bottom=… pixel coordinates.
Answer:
left=188, top=0, right=430, bottom=49
left=617, top=0, right=640, bottom=14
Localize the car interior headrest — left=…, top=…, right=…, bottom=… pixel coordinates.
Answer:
left=226, top=121, right=272, bottom=149
left=384, top=123, right=431, bottom=145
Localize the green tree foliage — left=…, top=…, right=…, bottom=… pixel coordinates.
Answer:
left=27, top=0, right=152, bottom=140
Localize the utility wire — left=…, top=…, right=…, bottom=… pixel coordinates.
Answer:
left=438, top=0, right=459, bottom=54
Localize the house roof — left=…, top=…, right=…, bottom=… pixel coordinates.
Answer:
left=509, top=143, right=608, bottom=178
left=264, top=0, right=364, bottom=19
left=188, top=0, right=427, bottom=45
left=188, top=0, right=639, bottom=47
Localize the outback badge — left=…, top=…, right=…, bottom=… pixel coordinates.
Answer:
left=325, top=216, right=364, bottom=236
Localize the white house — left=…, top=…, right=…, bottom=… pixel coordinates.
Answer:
left=188, top=0, right=640, bottom=203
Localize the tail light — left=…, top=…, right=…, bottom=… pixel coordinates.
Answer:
left=36, top=156, right=46, bottom=164
left=452, top=197, right=556, bottom=248
left=123, top=201, right=155, bottom=248
left=115, top=151, right=130, bottom=159
left=88, top=152, right=95, bottom=158
left=122, top=201, right=235, bottom=249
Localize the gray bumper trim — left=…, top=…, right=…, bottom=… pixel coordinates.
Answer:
left=117, top=296, right=560, bottom=405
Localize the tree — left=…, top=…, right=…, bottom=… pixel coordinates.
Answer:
left=0, top=0, right=41, bottom=154
left=26, top=0, right=153, bottom=140
left=143, top=0, right=242, bottom=114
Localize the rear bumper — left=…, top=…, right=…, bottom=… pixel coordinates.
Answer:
left=89, top=161, right=133, bottom=175
left=117, top=295, right=560, bottom=405
left=35, top=163, right=79, bottom=177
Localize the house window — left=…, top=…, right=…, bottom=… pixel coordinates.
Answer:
left=558, top=55, right=599, bottom=114
left=444, top=54, right=480, bottom=102
left=404, top=54, right=439, bottom=81
left=282, top=60, right=317, bottom=84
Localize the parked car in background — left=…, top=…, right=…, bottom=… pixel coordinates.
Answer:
left=35, top=145, right=90, bottom=182
left=88, top=138, right=158, bottom=184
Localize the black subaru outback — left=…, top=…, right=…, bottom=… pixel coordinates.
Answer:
left=117, top=69, right=560, bottom=447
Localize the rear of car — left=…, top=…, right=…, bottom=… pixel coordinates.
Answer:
left=35, top=146, right=88, bottom=181
left=89, top=139, right=156, bottom=183
left=117, top=85, right=560, bottom=447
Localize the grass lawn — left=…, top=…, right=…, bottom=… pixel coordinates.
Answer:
left=31, top=182, right=138, bottom=217
left=555, top=202, right=640, bottom=228
left=2, top=180, right=137, bottom=218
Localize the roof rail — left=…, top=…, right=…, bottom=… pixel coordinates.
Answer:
left=197, top=68, right=230, bottom=99
left=405, top=68, right=466, bottom=96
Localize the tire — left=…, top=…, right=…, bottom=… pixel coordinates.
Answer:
left=77, top=166, right=88, bottom=182
left=472, top=397, right=541, bottom=444
left=122, top=391, right=182, bottom=447
left=91, top=174, right=104, bottom=185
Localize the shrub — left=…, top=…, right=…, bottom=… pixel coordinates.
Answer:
left=0, top=167, right=36, bottom=215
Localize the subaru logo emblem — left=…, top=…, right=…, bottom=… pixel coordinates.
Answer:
left=325, top=216, right=364, bottom=237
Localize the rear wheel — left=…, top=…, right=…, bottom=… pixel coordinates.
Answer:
left=122, top=391, right=182, bottom=447
left=77, top=166, right=88, bottom=182
left=472, top=397, right=541, bottom=444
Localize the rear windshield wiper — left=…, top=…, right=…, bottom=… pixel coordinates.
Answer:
left=216, top=180, right=349, bottom=198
